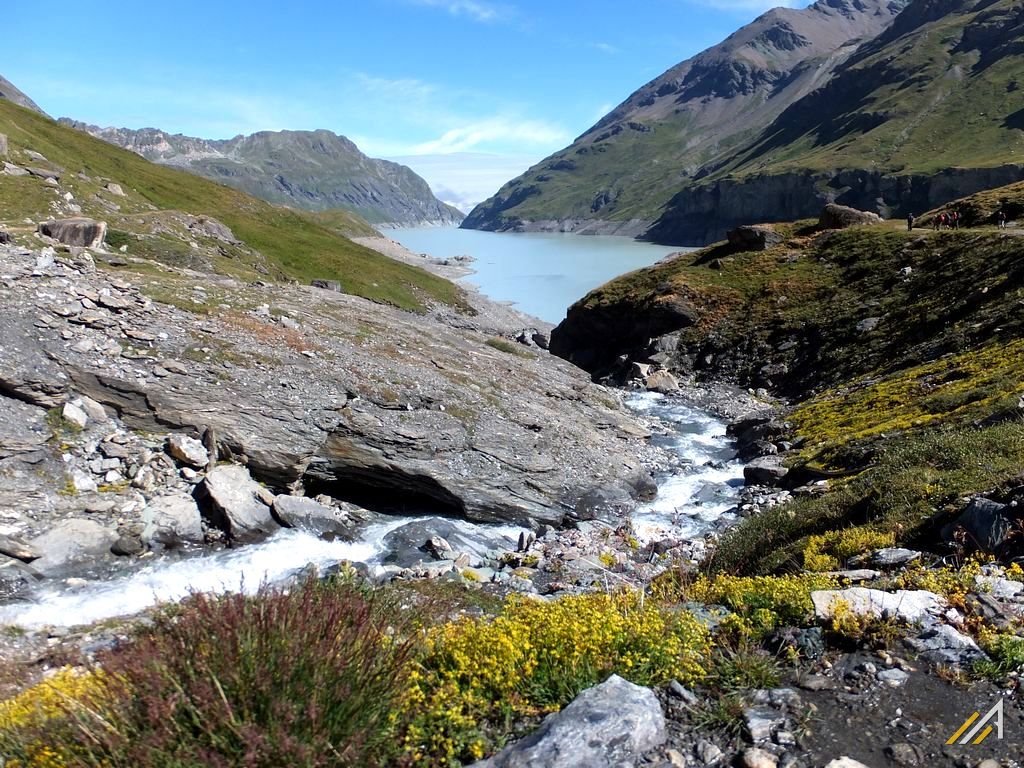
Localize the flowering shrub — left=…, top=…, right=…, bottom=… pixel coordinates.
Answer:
left=399, top=591, right=711, bottom=766
left=688, top=573, right=838, bottom=635
left=803, top=528, right=896, bottom=571
left=0, top=667, right=107, bottom=768
left=894, top=558, right=983, bottom=606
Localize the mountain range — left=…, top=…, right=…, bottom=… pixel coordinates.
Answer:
left=464, top=0, right=1024, bottom=245
left=60, top=121, right=464, bottom=227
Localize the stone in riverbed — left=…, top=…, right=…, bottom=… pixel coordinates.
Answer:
left=28, top=518, right=119, bottom=573
left=646, top=369, right=680, bottom=394
left=743, top=455, right=788, bottom=486
left=198, top=464, right=278, bottom=541
left=271, top=494, right=352, bottom=538
left=469, top=674, right=666, bottom=768
left=142, top=494, right=205, bottom=547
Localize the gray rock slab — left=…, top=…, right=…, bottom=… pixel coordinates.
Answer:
left=38, top=218, right=106, bottom=248
left=470, top=675, right=666, bottom=768
left=28, top=518, right=118, bottom=573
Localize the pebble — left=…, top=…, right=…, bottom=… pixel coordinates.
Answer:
left=876, top=668, right=909, bottom=687
left=669, top=680, right=699, bottom=705
left=742, top=747, right=778, bottom=768
left=696, top=740, right=723, bottom=766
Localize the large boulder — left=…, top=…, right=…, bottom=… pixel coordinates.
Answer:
left=271, top=495, right=353, bottom=539
left=141, top=494, right=205, bottom=547
left=197, top=464, right=278, bottom=541
left=941, top=497, right=1020, bottom=553
left=28, top=518, right=119, bottom=574
left=470, top=675, right=667, bottom=768
left=645, top=369, right=680, bottom=394
left=38, top=218, right=107, bottom=249
left=0, top=133, right=7, bottom=157
left=743, top=455, right=788, bottom=486
left=727, top=224, right=782, bottom=252
left=818, top=203, right=882, bottom=230
left=811, top=588, right=946, bottom=624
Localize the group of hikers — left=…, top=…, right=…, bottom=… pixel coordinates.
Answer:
left=906, top=208, right=1011, bottom=231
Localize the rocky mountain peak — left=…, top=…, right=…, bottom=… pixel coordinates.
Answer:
left=0, top=74, right=46, bottom=115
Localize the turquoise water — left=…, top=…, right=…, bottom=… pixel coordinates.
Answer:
left=385, top=227, right=687, bottom=324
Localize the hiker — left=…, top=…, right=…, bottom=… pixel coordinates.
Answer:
left=998, top=209, right=1007, bottom=228
left=939, top=212, right=948, bottom=230
left=907, top=212, right=915, bottom=231
left=952, top=210, right=960, bottom=230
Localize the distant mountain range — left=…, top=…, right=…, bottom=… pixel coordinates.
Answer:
left=464, top=0, right=1024, bottom=245
left=60, top=121, right=464, bottom=227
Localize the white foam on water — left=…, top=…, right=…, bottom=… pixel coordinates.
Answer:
left=626, top=392, right=743, bottom=543
left=0, top=517, right=420, bottom=629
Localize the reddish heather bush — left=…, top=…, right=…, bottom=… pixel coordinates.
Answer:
left=81, top=577, right=414, bottom=767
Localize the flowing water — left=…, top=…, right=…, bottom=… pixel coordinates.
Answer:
left=0, top=231, right=740, bottom=630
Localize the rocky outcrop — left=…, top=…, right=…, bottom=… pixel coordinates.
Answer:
left=0, top=239, right=658, bottom=544
left=61, top=122, right=463, bottom=226
left=470, top=675, right=666, bottom=768
left=271, top=495, right=353, bottom=539
left=38, top=218, right=107, bottom=249
left=644, top=165, right=1024, bottom=245
left=727, top=225, right=783, bottom=252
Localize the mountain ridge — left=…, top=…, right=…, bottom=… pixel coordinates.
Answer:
left=463, top=0, right=1024, bottom=245
left=61, top=120, right=464, bottom=227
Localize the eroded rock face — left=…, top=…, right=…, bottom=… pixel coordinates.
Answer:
left=0, top=239, right=660, bottom=541
left=38, top=218, right=107, bottom=249
left=470, top=675, right=667, bottom=768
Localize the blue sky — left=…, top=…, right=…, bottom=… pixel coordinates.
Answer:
left=3, top=0, right=806, bottom=209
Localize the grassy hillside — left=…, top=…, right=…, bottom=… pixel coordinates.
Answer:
left=726, top=0, right=1024, bottom=176
left=0, top=100, right=465, bottom=313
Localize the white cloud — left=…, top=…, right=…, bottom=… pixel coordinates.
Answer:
left=409, top=117, right=570, bottom=154
left=591, top=42, right=618, bottom=55
left=409, top=0, right=511, bottom=23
